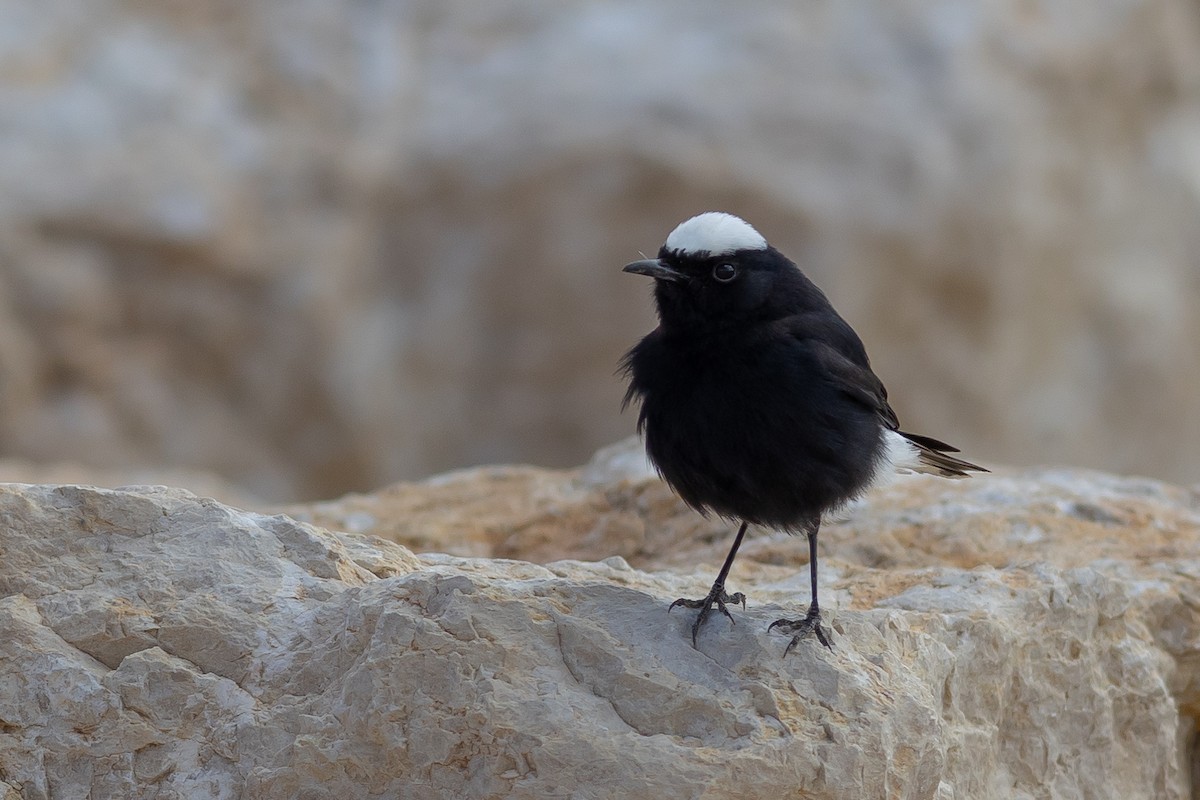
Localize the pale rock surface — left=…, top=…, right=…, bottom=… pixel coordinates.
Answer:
left=0, top=457, right=261, bottom=510
left=2, top=443, right=1199, bottom=798
left=3, top=0, right=1200, bottom=499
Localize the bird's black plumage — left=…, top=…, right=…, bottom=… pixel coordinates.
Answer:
left=621, top=212, right=985, bottom=653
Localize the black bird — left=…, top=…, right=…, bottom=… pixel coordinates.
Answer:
left=621, top=212, right=986, bottom=653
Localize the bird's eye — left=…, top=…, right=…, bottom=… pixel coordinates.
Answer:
left=713, top=263, right=737, bottom=282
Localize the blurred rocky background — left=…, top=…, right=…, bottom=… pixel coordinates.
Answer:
left=1, top=0, right=1199, bottom=502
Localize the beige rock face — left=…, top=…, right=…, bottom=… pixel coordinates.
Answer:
left=2, top=444, right=1199, bottom=798
left=3, top=1, right=1200, bottom=500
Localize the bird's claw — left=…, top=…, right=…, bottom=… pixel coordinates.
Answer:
left=769, top=606, right=834, bottom=654
left=669, top=585, right=747, bottom=647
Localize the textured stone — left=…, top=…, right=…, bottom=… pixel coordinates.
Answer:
left=3, top=1, right=1200, bottom=500
left=0, top=458, right=261, bottom=509
left=2, top=447, right=1199, bottom=798
left=282, top=436, right=1200, bottom=573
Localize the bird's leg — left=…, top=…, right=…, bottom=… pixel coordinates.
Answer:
left=769, top=518, right=834, bottom=653
left=669, top=520, right=749, bottom=647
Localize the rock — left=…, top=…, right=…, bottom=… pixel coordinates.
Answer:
left=276, top=437, right=711, bottom=567
left=278, top=436, right=1200, bottom=573
left=3, top=1, right=1200, bottom=500
left=2, top=450, right=1199, bottom=798
left=0, top=458, right=262, bottom=509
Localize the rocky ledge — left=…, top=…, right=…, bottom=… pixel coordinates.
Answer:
left=2, top=440, right=1199, bottom=799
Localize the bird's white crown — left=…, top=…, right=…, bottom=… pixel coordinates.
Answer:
left=663, top=212, right=768, bottom=256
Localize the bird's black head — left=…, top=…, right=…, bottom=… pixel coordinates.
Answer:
left=624, top=212, right=812, bottom=333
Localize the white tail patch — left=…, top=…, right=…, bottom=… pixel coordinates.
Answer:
left=869, top=429, right=924, bottom=488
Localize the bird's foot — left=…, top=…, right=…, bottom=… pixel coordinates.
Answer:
left=669, top=584, right=746, bottom=647
left=768, top=606, right=833, bottom=654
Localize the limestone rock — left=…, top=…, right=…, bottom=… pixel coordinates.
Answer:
left=3, top=1, right=1200, bottom=500
left=0, top=457, right=262, bottom=510
left=277, top=438, right=709, bottom=566
left=2, top=452, right=1199, bottom=798
left=281, top=436, right=1200, bottom=573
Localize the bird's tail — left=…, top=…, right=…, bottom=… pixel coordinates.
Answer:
left=895, top=430, right=988, bottom=478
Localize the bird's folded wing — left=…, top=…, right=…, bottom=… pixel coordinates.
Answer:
left=808, top=341, right=901, bottom=430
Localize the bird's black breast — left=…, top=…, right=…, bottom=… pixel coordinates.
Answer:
left=624, top=323, right=884, bottom=531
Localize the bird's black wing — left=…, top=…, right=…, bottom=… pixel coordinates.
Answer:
left=782, top=313, right=900, bottom=430
left=783, top=313, right=986, bottom=476
left=812, top=342, right=901, bottom=430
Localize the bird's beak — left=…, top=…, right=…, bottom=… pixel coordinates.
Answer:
left=622, top=259, right=684, bottom=283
